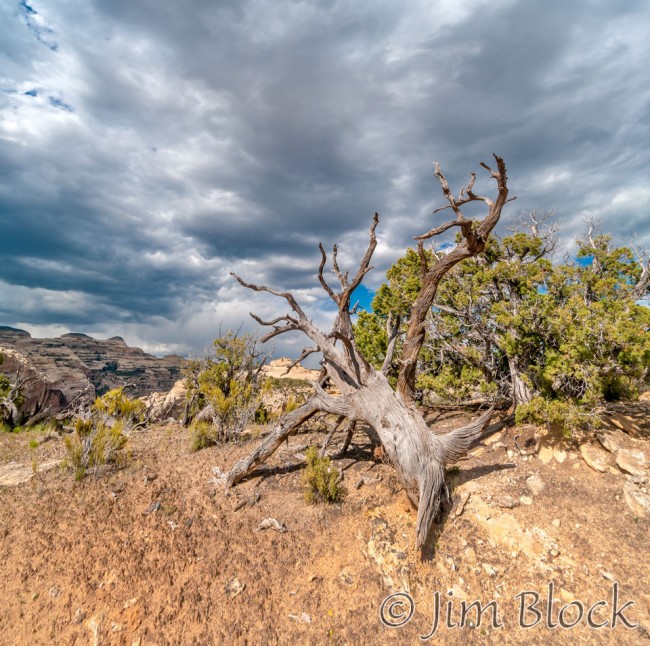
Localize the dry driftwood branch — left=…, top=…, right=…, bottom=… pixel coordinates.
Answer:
left=226, top=156, right=513, bottom=549
left=397, top=154, right=513, bottom=405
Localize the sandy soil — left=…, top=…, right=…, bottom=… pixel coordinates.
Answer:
left=0, top=406, right=649, bottom=645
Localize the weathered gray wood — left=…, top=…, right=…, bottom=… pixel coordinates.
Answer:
left=226, top=156, right=512, bottom=549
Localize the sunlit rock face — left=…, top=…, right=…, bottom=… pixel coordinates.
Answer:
left=0, top=326, right=182, bottom=421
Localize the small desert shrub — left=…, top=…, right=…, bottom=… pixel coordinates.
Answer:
left=189, top=420, right=218, bottom=453
left=93, top=387, right=145, bottom=422
left=64, top=417, right=129, bottom=481
left=515, top=396, right=602, bottom=437
left=183, top=331, right=271, bottom=448
left=283, top=393, right=304, bottom=415
left=303, top=446, right=344, bottom=504
left=63, top=388, right=142, bottom=479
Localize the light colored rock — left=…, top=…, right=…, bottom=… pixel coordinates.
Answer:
left=623, top=482, right=650, bottom=518
left=470, top=497, right=545, bottom=560
left=598, top=430, right=626, bottom=454
left=482, top=563, right=498, bottom=577
left=616, top=449, right=647, bottom=477
left=0, top=459, right=61, bottom=486
left=538, top=446, right=554, bottom=465
left=496, top=495, right=519, bottom=509
left=463, top=547, right=477, bottom=564
left=526, top=474, right=545, bottom=496
left=553, top=450, right=567, bottom=463
left=579, top=444, right=610, bottom=473
left=224, top=577, right=246, bottom=599
left=261, top=357, right=321, bottom=382
left=608, top=412, right=642, bottom=436
left=142, top=379, right=187, bottom=421
left=519, top=496, right=533, bottom=506
left=366, top=512, right=410, bottom=591
left=639, top=390, right=650, bottom=402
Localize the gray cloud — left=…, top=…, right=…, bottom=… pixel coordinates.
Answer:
left=1, top=0, right=648, bottom=358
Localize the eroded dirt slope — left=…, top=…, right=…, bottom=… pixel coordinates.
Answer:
left=0, top=406, right=649, bottom=645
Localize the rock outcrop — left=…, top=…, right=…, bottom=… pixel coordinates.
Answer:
left=0, top=327, right=182, bottom=422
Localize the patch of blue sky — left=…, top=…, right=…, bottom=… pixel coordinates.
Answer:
left=48, top=96, right=73, bottom=112
left=351, top=284, right=374, bottom=312
left=20, top=1, right=58, bottom=51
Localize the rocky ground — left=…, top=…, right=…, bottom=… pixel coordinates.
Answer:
left=0, top=402, right=649, bottom=645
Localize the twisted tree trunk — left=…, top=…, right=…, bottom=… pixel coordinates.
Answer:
left=226, top=155, right=514, bottom=549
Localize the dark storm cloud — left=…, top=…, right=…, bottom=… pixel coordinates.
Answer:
left=0, top=0, right=648, bottom=355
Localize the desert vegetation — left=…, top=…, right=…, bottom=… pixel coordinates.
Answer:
left=355, top=213, right=650, bottom=434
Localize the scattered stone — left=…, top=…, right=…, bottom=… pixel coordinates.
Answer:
left=366, top=512, right=410, bottom=590
left=485, top=432, right=502, bottom=444
left=452, top=491, right=470, bottom=517
left=553, top=449, right=566, bottom=463
left=608, top=467, right=620, bottom=475
left=72, top=608, right=86, bottom=624
left=519, top=496, right=533, bottom=506
left=234, top=492, right=261, bottom=511
left=289, top=613, right=312, bottom=624
left=463, top=547, right=477, bottom=564
left=623, top=481, right=650, bottom=519
left=608, top=412, right=642, bottom=436
left=598, top=430, right=626, bottom=454
left=257, top=518, right=287, bottom=533
left=600, top=570, right=616, bottom=582
left=49, top=585, right=60, bottom=598
left=496, top=495, right=519, bottom=509
left=142, top=501, right=161, bottom=515
left=481, top=563, right=498, bottom=577
left=552, top=519, right=560, bottom=527
left=579, top=444, right=610, bottom=473
left=616, top=450, right=647, bottom=477
left=224, top=577, right=246, bottom=599
left=338, top=569, right=353, bottom=585
left=86, top=614, right=102, bottom=646
left=538, top=446, right=554, bottom=465
left=0, top=460, right=62, bottom=487
left=526, top=475, right=545, bottom=496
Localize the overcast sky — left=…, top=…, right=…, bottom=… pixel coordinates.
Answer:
left=1, top=0, right=648, bottom=359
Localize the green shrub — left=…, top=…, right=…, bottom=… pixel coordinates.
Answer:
left=64, top=417, right=129, bottom=481
left=515, top=396, right=602, bottom=437
left=182, top=331, right=268, bottom=446
left=93, top=387, right=145, bottom=422
left=188, top=420, right=218, bottom=453
left=303, top=446, right=344, bottom=504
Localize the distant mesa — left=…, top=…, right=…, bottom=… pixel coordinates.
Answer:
left=0, top=328, right=183, bottom=423
left=0, top=326, right=30, bottom=337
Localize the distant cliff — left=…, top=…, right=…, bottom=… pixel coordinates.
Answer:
left=0, top=326, right=183, bottom=422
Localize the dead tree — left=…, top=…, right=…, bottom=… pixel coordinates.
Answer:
left=227, top=154, right=514, bottom=549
